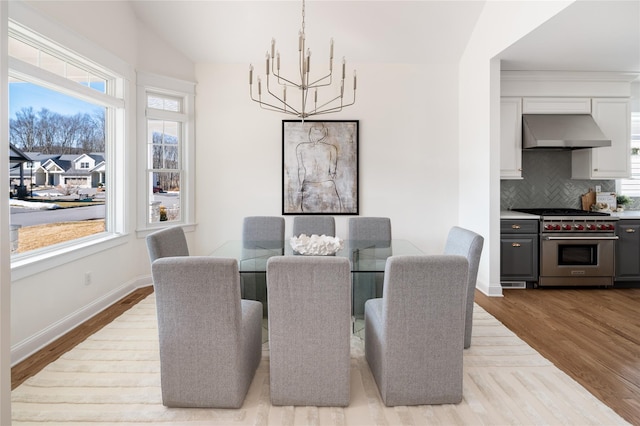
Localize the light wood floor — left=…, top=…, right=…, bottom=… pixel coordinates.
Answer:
left=11, top=285, right=154, bottom=390
left=11, top=286, right=640, bottom=425
left=476, top=287, right=640, bottom=426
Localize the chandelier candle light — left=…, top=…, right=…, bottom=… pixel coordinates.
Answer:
left=249, top=0, right=356, bottom=120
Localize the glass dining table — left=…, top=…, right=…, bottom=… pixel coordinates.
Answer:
left=210, top=239, right=423, bottom=273
left=210, top=239, right=424, bottom=321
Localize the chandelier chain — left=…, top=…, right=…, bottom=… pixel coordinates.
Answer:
left=301, top=0, right=305, bottom=34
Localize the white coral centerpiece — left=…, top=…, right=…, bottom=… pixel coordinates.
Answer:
left=290, top=233, right=344, bottom=255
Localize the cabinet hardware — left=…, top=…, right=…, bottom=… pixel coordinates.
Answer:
left=512, top=243, right=521, bottom=247
left=625, top=228, right=636, bottom=233
left=511, top=224, right=521, bottom=229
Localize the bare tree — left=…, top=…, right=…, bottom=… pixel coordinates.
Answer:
left=10, top=107, right=106, bottom=155
left=9, top=107, right=38, bottom=151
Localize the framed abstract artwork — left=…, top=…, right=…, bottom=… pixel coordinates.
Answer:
left=282, top=120, right=359, bottom=215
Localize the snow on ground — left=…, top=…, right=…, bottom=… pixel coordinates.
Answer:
left=9, top=199, right=59, bottom=209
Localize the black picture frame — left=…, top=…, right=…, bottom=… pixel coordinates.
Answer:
left=282, top=120, right=359, bottom=215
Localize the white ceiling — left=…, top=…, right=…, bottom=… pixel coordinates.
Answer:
left=499, top=0, right=640, bottom=73
left=129, top=0, right=640, bottom=74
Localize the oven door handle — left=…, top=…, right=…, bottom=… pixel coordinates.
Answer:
left=543, top=236, right=619, bottom=241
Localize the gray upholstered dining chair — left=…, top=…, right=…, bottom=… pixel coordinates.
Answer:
left=364, top=255, right=468, bottom=407
left=292, top=215, right=335, bottom=237
left=151, top=256, right=263, bottom=408
left=241, top=216, right=285, bottom=312
left=266, top=256, right=351, bottom=406
left=348, top=216, right=391, bottom=245
left=349, top=217, right=392, bottom=316
left=242, top=216, right=285, bottom=249
left=145, top=226, right=189, bottom=262
left=444, top=226, right=484, bottom=349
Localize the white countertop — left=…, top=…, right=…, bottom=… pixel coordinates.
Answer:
left=610, top=210, right=640, bottom=220
left=501, top=210, right=640, bottom=220
left=500, top=210, right=540, bottom=220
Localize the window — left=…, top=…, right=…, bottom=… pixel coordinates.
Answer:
left=618, top=112, right=640, bottom=196
left=8, top=18, right=126, bottom=269
left=137, top=72, right=195, bottom=231
left=8, top=32, right=107, bottom=94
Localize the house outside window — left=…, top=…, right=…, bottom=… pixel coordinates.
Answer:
left=8, top=18, right=127, bottom=270
left=137, top=72, right=195, bottom=231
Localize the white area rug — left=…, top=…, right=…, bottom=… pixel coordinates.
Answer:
left=12, top=295, right=629, bottom=425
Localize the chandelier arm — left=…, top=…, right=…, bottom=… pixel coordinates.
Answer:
left=250, top=85, right=301, bottom=116
left=306, top=73, right=333, bottom=89
left=312, top=94, right=343, bottom=112
left=250, top=96, right=300, bottom=116
left=312, top=90, right=356, bottom=115
left=272, top=73, right=303, bottom=89
left=265, top=76, right=302, bottom=115
left=271, top=55, right=304, bottom=89
left=258, top=95, right=301, bottom=116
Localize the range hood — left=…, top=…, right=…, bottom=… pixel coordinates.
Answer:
left=522, top=114, right=611, bottom=150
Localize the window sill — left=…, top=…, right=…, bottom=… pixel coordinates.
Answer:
left=135, top=222, right=197, bottom=239
left=11, top=233, right=128, bottom=281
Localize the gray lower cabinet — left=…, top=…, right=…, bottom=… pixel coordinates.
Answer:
left=615, top=220, right=640, bottom=281
left=501, top=219, right=539, bottom=283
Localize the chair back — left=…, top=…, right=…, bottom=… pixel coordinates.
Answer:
left=151, top=256, right=262, bottom=408
left=349, top=217, right=391, bottom=314
left=367, top=255, right=468, bottom=406
left=349, top=216, right=391, bottom=248
left=242, top=216, right=285, bottom=249
left=146, top=226, right=189, bottom=262
left=444, top=226, right=484, bottom=348
left=266, top=255, right=351, bottom=406
left=381, top=255, right=468, bottom=344
left=292, top=216, right=335, bottom=237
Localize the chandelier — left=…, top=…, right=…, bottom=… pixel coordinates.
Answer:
left=249, top=0, right=356, bottom=120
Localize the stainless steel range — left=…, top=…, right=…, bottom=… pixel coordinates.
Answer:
left=513, top=208, right=619, bottom=287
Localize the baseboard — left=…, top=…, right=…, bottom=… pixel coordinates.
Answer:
left=476, top=279, right=504, bottom=297
left=10, top=275, right=153, bottom=366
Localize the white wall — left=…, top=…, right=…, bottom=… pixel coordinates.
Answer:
left=192, top=62, right=463, bottom=257
left=458, top=1, right=574, bottom=296
left=193, top=1, right=576, bottom=298
left=22, top=0, right=195, bottom=84
left=4, top=1, right=195, bottom=366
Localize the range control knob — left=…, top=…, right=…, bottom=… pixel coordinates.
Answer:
left=598, top=224, right=608, bottom=230
left=562, top=224, right=572, bottom=231
left=575, top=224, right=584, bottom=230
left=587, top=224, right=596, bottom=230
left=607, top=224, right=615, bottom=230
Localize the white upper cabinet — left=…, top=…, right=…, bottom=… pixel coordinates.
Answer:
left=522, top=97, right=591, bottom=114
left=501, top=97, right=523, bottom=179
left=571, top=98, right=631, bottom=179
left=501, top=72, right=636, bottom=181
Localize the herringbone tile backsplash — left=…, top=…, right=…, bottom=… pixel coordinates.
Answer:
left=501, top=150, right=615, bottom=210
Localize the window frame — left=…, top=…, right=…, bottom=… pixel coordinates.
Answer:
left=8, top=5, right=132, bottom=281
left=136, top=71, right=196, bottom=234
left=617, top=111, right=640, bottom=197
